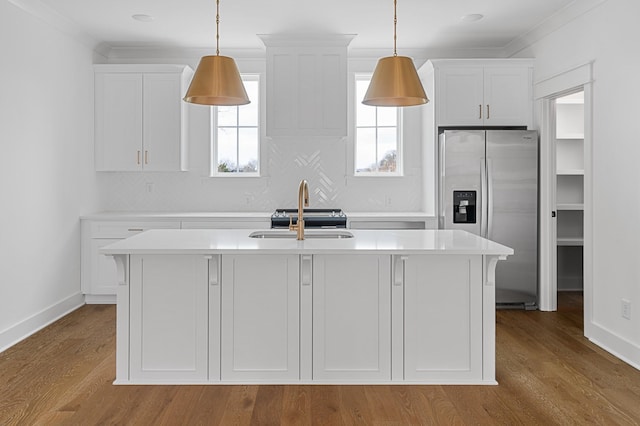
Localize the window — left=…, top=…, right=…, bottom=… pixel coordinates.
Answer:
left=354, top=75, right=402, bottom=175
left=212, top=75, right=260, bottom=175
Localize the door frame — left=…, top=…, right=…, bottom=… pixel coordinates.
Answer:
left=535, top=63, right=593, bottom=323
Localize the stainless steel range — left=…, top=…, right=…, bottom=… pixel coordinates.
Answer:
left=271, top=209, right=347, bottom=229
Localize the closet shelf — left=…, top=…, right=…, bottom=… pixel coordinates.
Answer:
left=557, top=203, right=584, bottom=211
left=557, top=237, right=584, bottom=246
left=557, top=169, right=584, bottom=175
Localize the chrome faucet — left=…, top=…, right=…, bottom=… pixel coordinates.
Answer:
left=289, top=179, right=309, bottom=240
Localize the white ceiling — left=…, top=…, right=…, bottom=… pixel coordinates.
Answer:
left=28, top=0, right=580, bottom=51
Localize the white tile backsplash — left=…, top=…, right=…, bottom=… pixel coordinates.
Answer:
left=97, top=136, right=424, bottom=213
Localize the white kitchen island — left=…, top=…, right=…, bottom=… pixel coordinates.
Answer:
left=101, top=228, right=513, bottom=385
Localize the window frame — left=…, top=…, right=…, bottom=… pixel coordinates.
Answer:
left=210, top=74, right=261, bottom=177
left=354, top=74, right=404, bottom=177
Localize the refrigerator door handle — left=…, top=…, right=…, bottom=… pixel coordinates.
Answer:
left=480, top=158, right=488, bottom=238
left=487, top=158, right=494, bottom=239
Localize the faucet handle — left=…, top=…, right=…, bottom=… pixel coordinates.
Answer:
left=289, top=216, right=295, bottom=231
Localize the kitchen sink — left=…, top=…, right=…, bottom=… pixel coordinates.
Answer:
left=249, top=230, right=354, bottom=239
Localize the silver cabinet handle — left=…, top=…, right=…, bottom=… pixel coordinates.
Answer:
left=487, top=158, right=494, bottom=239
left=137, top=150, right=141, bottom=165
left=127, top=228, right=144, bottom=232
left=479, top=104, right=482, bottom=119
left=144, top=150, right=149, bottom=165
left=486, top=104, right=490, bottom=120
left=480, top=159, right=488, bottom=238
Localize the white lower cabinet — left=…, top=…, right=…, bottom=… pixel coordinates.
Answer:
left=89, top=238, right=122, bottom=295
left=403, top=255, right=483, bottom=382
left=312, top=254, right=391, bottom=381
left=129, top=255, right=211, bottom=383
left=117, top=252, right=491, bottom=384
left=221, top=254, right=300, bottom=382
left=81, top=219, right=181, bottom=302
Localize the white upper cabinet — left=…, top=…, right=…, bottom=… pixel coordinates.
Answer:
left=94, top=64, right=193, bottom=171
left=432, top=60, right=533, bottom=127
left=260, top=35, right=354, bottom=138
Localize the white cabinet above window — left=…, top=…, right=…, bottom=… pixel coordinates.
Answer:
left=94, top=64, right=193, bottom=171
left=260, top=35, right=354, bottom=138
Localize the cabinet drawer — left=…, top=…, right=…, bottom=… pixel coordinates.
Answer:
left=181, top=220, right=270, bottom=229
left=90, top=221, right=180, bottom=238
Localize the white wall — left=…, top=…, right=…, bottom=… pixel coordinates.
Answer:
left=515, top=0, right=640, bottom=366
left=0, top=1, right=99, bottom=350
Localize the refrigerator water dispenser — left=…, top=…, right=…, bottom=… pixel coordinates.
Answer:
left=453, top=191, right=476, bottom=224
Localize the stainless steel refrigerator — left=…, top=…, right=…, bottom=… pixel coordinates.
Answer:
left=438, top=130, right=538, bottom=309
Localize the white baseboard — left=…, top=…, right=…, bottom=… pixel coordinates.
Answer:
left=0, top=293, right=85, bottom=353
left=587, top=321, right=640, bottom=371
left=84, top=294, right=116, bottom=304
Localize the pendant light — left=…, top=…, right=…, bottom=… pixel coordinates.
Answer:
left=183, top=0, right=250, bottom=106
left=362, top=0, right=428, bottom=107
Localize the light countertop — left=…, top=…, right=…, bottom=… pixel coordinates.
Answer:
left=100, top=229, right=513, bottom=256
left=81, top=211, right=272, bottom=221
left=81, top=211, right=434, bottom=221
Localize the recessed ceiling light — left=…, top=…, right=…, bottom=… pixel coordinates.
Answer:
left=460, top=14, right=484, bottom=23
left=132, top=14, right=154, bottom=23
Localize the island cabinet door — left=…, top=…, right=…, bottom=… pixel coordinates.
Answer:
left=221, top=254, right=300, bottom=382
left=129, top=255, right=209, bottom=383
left=312, top=254, right=391, bottom=382
left=403, top=255, right=483, bottom=382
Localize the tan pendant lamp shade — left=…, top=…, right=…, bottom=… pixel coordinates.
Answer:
left=183, top=0, right=250, bottom=106
left=362, top=56, right=428, bottom=106
left=362, top=0, right=428, bottom=107
left=184, top=55, right=249, bottom=105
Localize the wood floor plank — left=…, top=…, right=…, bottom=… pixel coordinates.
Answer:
left=281, top=385, right=312, bottom=425
left=217, top=385, right=258, bottom=425
left=309, top=385, right=343, bottom=425
left=2, top=293, right=640, bottom=425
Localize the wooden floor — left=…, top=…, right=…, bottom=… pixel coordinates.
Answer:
left=1, top=292, right=639, bottom=425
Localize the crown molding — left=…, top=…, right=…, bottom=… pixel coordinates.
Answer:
left=105, top=46, right=267, bottom=62
left=504, top=0, right=608, bottom=57
left=8, top=0, right=99, bottom=50
left=258, top=34, right=357, bottom=48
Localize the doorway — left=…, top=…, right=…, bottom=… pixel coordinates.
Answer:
left=553, top=91, right=585, bottom=300
left=536, top=63, right=592, bottom=321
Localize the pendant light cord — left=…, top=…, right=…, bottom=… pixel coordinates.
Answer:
left=216, top=0, right=220, bottom=56
left=393, top=0, right=397, bottom=56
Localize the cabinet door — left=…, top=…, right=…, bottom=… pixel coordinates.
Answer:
left=95, top=73, right=143, bottom=171
left=89, top=239, right=122, bottom=295
left=83, top=220, right=181, bottom=299
left=143, top=74, right=184, bottom=171
left=483, top=67, right=531, bottom=126
left=404, top=255, right=482, bottom=382
left=129, top=255, right=209, bottom=383
left=221, top=254, right=299, bottom=382
left=437, top=67, right=484, bottom=126
left=313, top=255, right=391, bottom=381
